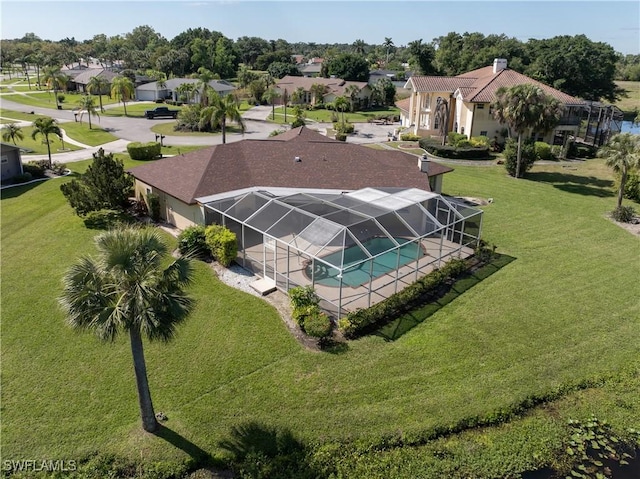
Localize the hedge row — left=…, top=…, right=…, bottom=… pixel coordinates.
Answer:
left=127, top=142, right=161, bottom=161
left=419, top=139, right=491, bottom=160
left=339, top=258, right=469, bottom=338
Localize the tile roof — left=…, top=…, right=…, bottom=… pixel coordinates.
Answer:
left=128, top=127, right=453, bottom=204
left=409, top=65, right=585, bottom=105
left=276, top=76, right=369, bottom=97
left=395, top=97, right=411, bottom=113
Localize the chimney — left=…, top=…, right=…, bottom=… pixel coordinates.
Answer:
left=418, top=154, right=430, bottom=173
left=493, top=58, right=507, bottom=73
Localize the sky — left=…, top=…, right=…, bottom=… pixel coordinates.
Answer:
left=1, top=0, right=639, bottom=54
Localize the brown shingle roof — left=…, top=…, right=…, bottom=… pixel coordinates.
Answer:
left=276, top=76, right=369, bottom=97
left=410, top=65, right=585, bottom=106
left=128, top=127, right=452, bottom=204
left=72, top=69, right=118, bottom=85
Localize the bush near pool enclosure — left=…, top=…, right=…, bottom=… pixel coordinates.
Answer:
left=177, top=225, right=208, bottom=258
left=204, top=224, right=238, bottom=267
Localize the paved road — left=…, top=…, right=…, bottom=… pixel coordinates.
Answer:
left=0, top=97, right=401, bottom=163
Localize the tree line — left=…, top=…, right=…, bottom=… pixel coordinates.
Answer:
left=1, top=28, right=638, bottom=101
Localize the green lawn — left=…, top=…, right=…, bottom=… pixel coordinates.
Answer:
left=150, top=122, right=244, bottom=137
left=269, top=105, right=400, bottom=124
left=615, top=80, right=640, bottom=114
left=61, top=121, right=119, bottom=146
left=0, top=108, right=50, bottom=122
left=1, top=158, right=639, bottom=476
left=2, top=91, right=122, bottom=111
left=102, top=102, right=180, bottom=118
left=12, top=126, right=82, bottom=155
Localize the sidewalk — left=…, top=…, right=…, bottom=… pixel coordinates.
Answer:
left=25, top=139, right=130, bottom=163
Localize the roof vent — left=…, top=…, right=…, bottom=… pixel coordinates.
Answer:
left=294, top=156, right=301, bottom=162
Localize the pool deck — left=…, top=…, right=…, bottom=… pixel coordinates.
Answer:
left=240, top=236, right=475, bottom=317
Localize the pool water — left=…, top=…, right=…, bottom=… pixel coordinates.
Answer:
left=304, top=237, right=425, bottom=287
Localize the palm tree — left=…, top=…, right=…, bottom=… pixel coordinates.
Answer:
left=2, top=122, right=24, bottom=145
left=196, top=67, right=215, bottom=106
left=345, top=84, right=361, bottom=112
left=434, top=96, right=450, bottom=146
left=334, top=96, right=349, bottom=124
left=77, top=95, right=100, bottom=129
left=59, top=227, right=195, bottom=433
left=42, top=67, right=68, bottom=109
left=86, top=75, right=110, bottom=112
left=262, top=87, right=281, bottom=120
left=31, top=117, right=62, bottom=168
left=291, top=87, right=306, bottom=106
left=491, top=84, right=563, bottom=178
left=352, top=39, right=366, bottom=56
left=597, top=133, right=640, bottom=208
left=199, top=93, right=245, bottom=144
left=110, top=76, right=135, bottom=117
left=383, top=37, right=394, bottom=67
left=175, top=82, right=196, bottom=104
left=310, top=83, right=327, bottom=107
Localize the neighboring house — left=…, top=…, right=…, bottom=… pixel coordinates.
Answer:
left=0, top=143, right=24, bottom=183
left=70, top=69, right=118, bottom=93
left=400, top=58, right=585, bottom=143
left=135, top=78, right=236, bottom=102
left=291, top=54, right=305, bottom=64
left=368, top=69, right=408, bottom=90
left=275, top=76, right=372, bottom=107
left=128, top=127, right=476, bottom=317
left=298, top=57, right=324, bottom=77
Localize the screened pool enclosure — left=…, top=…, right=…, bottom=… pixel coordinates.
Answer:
left=201, top=187, right=483, bottom=318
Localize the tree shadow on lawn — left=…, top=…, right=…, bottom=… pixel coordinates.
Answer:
left=375, top=253, right=516, bottom=342
left=0, top=178, right=49, bottom=198
left=153, top=424, right=213, bottom=465
left=526, top=171, right=614, bottom=198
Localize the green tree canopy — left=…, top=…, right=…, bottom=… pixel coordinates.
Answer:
left=323, top=53, right=370, bottom=82
left=597, top=133, right=640, bottom=208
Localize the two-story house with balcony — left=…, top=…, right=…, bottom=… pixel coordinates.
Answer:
left=398, top=59, right=585, bottom=144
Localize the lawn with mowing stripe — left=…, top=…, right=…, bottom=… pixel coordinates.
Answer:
left=14, top=126, right=82, bottom=155
left=60, top=122, right=118, bottom=146
left=1, top=158, right=638, bottom=472
left=0, top=108, right=50, bottom=122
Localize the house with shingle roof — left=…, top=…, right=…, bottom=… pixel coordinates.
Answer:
left=400, top=58, right=585, bottom=143
left=275, top=76, right=372, bottom=107
left=70, top=69, right=119, bottom=93
left=135, top=78, right=236, bottom=102
left=128, top=126, right=452, bottom=230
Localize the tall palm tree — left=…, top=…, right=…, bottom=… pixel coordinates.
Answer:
left=2, top=122, right=24, bottom=145
left=77, top=95, right=100, bottom=129
left=196, top=67, right=215, bottom=106
left=383, top=37, right=394, bottom=67
left=262, top=87, right=281, bottom=120
left=434, top=96, right=450, bottom=146
left=59, top=227, right=195, bottom=433
left=110, top=76, right=135, bottom=117
left=597, top=133, right=640, bottom=208
left=334, top=96, right=349, bottom=124
left=86, top=75, right=110, bottom=112
left=31, top=117, right=62, bottom=168
left=199, top=93, right=245, bottom=144
left=42, top=67, right=68, bottom=109
left=491, top=84, right=562, bottom=178
left=345, top=84, right=361, bottom=112
left=352, top=39, right=366, bottom=55
left=175, top=82, right=196, bottom=104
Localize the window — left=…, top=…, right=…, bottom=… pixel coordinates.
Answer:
left=480, top=131, right=487, bottom=137
left=1, top=156, right=7, bottom=164
left=476, top=103, right=485, bottom=109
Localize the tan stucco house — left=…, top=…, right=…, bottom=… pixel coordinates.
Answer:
left=399, top=59, right=585, bottom=143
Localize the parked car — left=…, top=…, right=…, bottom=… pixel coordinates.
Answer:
left=144, top=107, right=179, bottom=119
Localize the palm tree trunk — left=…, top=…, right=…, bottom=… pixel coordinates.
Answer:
left=123, top=100, right=128, bottom=117
left=129, top=328, right=158, bottom=432
left=221, top=119, right=226, bottom=144
left=88, top=113, right=92, bottom=130
left=618, top=167, right=627, bottom=208
left=515, top=133, right=523, bottom=178
left=99, top=94, right=104, bottom=113
left=45, top=137, right=52, bottom=169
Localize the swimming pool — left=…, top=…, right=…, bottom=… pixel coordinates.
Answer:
left=304, top=237, right=425, bottom=287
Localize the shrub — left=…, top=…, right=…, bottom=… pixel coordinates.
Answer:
left=611, top=205, right=636, bottom=223
left=335, top=132, right=347, bottom=142
left=621, top=172, right=640, bottom=202
left=127, top=141, right=161, bottom=161
left=534, top=141, right=555, bottom=161
left=146, top=192, right=161, bottom=222
left=339, top=257, right=471, bottom=338
left=12, top=172, right=33, bottom=184
left=400, top=133, right=421, bottom=141
left=50, top=162, right=67, bottom=175
left=177, top=225, right=208, bottom=258
left=469, top=135, right=490, bottom=148
left=447, top=132, right=468, bottom=147
left=333, top=121, right=354, bottom=134
left=83, top=209, right=132, bottom=229
left=503, top=138, right=537, bottom=177
left=269, top=129, right=286, bottom=137
left=418, top=140, right=491, bottom=160
left=22, top=162, right=46, bottom=178
left=174, top=104, right=202, bottom=132
left=291, top=118, right=306, bottom=128
left=289, top=285, right=320, bottom=310
left=205, top=224, right=238, bottom=267
left=302, top=308, right=333, bottom=339
left=57, top=93, right=65, bottom=103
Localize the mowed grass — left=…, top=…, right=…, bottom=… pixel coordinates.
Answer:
left=13, top=126, right=82, bottom=155
left=615, top=80, right=640, bottom=113
left=269, top=105, right=400, bottom=124
left=1, top=158, right=639, bottom=468
left=61, top=121, right=119, bottom=146
left=2, top=91, right=122, bottom=111
left=0, top=108, right=50, bottom=122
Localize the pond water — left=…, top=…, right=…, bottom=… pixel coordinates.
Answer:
left=621, top=120, right=639, bottom=134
